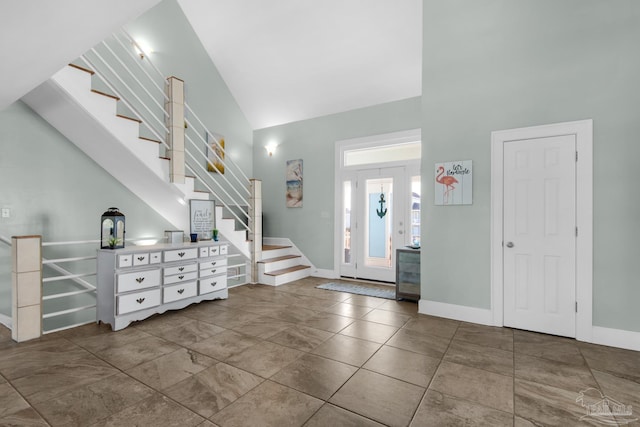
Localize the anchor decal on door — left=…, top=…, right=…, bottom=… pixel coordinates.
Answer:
left=376, top=193, right=387, bottom=218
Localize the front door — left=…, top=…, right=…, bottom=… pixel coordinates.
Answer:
left=503, top=135, right=577, bottom=337
left=340, top=166, right=409, bottom=282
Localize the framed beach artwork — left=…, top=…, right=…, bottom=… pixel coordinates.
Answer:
left=435, top=160, right=472, bottom=205
left=206, top=132, right=225, bottom=174
left=286, top=159, right=303, bottom=208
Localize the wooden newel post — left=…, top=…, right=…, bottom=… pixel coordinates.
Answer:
left=11, top=235, right=42, bottom=342
left=249, top=179, right=263, bottom=283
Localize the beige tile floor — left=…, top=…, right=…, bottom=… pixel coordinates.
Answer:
left=0, top=277, right=639, bottom=426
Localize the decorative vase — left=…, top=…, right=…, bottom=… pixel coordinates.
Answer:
left=212, top=229, right=219, bottom=241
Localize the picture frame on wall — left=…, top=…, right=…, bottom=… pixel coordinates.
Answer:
left=206, top=132, right=225, bottom=174
left=434, top=160, right=473, bottom=205
left=189, top=199, right=215, bottom=240
left=286, top=159, right=303, bottom=208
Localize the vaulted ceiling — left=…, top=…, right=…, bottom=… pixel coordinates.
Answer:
left=1, top=0, right=422, bottom=130
left=178, top=0, right=422, bottom=129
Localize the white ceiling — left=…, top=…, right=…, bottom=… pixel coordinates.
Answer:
left=0, top=0, right=162, bottom=111
left=1, top=1, right=422, bottom=130
left=177, top=0, right=422, bottom=129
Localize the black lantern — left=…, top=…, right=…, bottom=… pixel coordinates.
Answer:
left=101, top=207, right=125, bottom=249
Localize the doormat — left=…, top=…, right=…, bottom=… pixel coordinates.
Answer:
left=316, top=282, right=395, bottom=300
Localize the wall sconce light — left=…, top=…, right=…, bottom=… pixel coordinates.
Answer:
left=133, top=40, right=153, bottom=59
left=265, top=144, right=278, bottom=157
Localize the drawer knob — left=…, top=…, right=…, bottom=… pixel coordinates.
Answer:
left=211, top=269, right=217, bottom=274
left=136, top=277, right=145, bottom=283
left=137, top=256, right=145, bottom=261
left=211, top=262, right=217, bottom=266
left=178, top=252, right=185, bottom=258
left=177, top=289, right=184, bottom=294
left=178, top=275, right=184, bottom=280
left=178, top=267, right=184, bottom=272
left=211, top=282, right=217, bottom=286
left=136, top=297, right=145, bottom=304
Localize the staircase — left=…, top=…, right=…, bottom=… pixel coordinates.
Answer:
left=258, top=241, right=312, bottom=286
left=21, top=29, right=314, bottom=287
left=22, top=64, right=250, bottom=259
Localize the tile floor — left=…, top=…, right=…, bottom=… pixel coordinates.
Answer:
left=0, top=277, right=639, bottom=426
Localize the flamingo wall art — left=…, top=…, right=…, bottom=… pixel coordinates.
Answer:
left=435, top=160, right=473, bottom=205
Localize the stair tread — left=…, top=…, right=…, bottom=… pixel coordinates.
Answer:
left=263, top=245, right=292, bottom=251
left=68, top=63, right=94, bottom=75
left=91, top=89, right=120, bottom=101
left=258, top=254, right=301, bottom=264
left=264, top=265, right=310, bottom=276
left=139, top=136, right=162, bottom=144
left=116, top=114, right=142, bottom=123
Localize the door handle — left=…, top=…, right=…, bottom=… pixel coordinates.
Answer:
left=506, top=242, right=514, bottom=248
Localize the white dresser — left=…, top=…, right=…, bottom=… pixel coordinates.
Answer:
left=97, top=242, right=229, bottom=331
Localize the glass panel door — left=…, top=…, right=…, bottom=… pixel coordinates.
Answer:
left=354, top=167, right=405, bottom=282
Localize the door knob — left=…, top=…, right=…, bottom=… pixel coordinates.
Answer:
left=506, top=242, right=514, bottom=248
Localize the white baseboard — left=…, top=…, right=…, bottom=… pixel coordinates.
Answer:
left=419, top=300, right=640, bottom=352
left=591, top=326, right=640, bottom=352
left=0, top=313, right=11, bottom=330
left=419, top=299, right=494, bottom=326
left=312, top=269, right=337, bottom=279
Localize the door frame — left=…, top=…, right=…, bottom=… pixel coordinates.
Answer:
left=334, top=129, right=421, bottom=280
left=490, top=119, right=593, bottom=342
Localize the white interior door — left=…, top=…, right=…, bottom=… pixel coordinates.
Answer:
left=503, top=135, right=577, bottom=337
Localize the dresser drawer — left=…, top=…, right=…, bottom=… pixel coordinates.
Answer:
left=163, top=281, right=198, bottom=304
left=133, top=253, right=149, bottom=266
left=219, top=245, right=228, bottom=255
left=199, top=265, right=227, bottom=278
left=149, top=252, right=162, bottom=264
left=117, top=269, right=161, bottom=293
left=164, top=248, right=198, bottom=262
left=199, top=247, right=210, bottom=258
left=164, top=271, right=198, bottom=285
left=199, top=258, right=227, bottom=270
left=117, top=254, right=133, bottom=268
left=117, top=288, right=161, bottom=315
left=199, top=275, right=227, bottom=295
left=164, top=263, right=197, bottom=277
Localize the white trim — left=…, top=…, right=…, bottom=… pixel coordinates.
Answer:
left=333, top=129, right=422, bottom=281
left=419, top=299, right=493, bottom=326
left=0, top=313, right=11, bottom=330
left=490, top=119, right=593, bottom=340
left=591, top=326, right=640, bottom=352
left=336, top=128, right=422, bottom=170
left=313, top=268, right=337, bottom=279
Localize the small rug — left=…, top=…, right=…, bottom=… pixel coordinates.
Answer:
left=316, top=282, right=395, bottom=300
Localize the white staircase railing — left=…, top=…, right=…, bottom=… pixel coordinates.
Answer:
left=79, top=28, right=253, bottom=236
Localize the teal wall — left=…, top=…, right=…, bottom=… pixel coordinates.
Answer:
left=0, top=101, right=176, bottom=242
left=253, top=97, right=422, bottom=270
left=0, top=101, right=176, bottom=319
left=422, top=0, right=640, bottom=332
